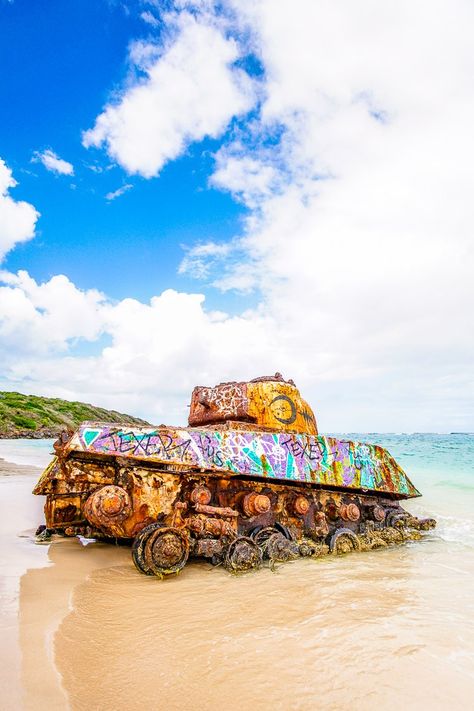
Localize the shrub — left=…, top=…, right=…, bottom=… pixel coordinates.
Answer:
left=12, top=415, right=37, bottom=430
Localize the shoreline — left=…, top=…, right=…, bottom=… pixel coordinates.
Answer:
left=0, top=431, right=58, bottom=440
left=0, top=438, right=55, bottom=470
left=0, top=456, right=42, bottom=476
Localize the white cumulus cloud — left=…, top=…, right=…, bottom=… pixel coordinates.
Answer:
left=180, top=0, right=474, bottom=430
left=32, top=149, right=74, bottom=176
left=179, top=241, right=234, bottom=279
left=140, top=10, right=160, bottom=27
left=0, top=159, right=39, bottom=262
left=105, top=184, right=133, bottom=201
left=0, top=270, right=276, bottom=424
left=82, top=11, right=255, bottom=177
left=0, top=270, right=107, bottom=353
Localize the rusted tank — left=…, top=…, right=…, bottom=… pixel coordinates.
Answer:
left=33, top=374, right=436, bottom=576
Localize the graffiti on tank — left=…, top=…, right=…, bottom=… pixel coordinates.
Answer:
left=194, top=433, right=225, bottom=467
left=300, top=407, right=317, bottom=427
left=96, top=430, right=192, bottom=460
left=197, top=382, right=248, bottom=418
left=270, top=395, right=297, bottom=425
left=280, top=436, right=324, bottom=463
left=354, top=443, right=384, bottom=488
left=269, top=395, right=316, bottom=429
left=74, top=425, right=419, bottom=497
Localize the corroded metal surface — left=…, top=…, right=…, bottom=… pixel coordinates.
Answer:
left=32, top=373, right=436, bottom=579
left=83, top=485, right=131, bottom=530
left=189, top=373, right=318, bottom=434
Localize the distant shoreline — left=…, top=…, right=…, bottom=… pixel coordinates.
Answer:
left=0, top=431, right=59, bottom=440
left=0, top=456, right=42, bottom=476
left=0, top=391, right=149, bottom=441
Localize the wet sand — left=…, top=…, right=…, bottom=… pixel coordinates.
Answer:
left=1, top=458, right=474, bottom=710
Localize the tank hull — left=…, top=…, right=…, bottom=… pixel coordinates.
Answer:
left=34, top=421, right=421, bottom=499
left=34, top=427, right=435, bottom=575
left=33, top=370, right=435, bottom=576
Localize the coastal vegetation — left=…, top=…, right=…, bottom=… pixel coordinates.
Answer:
left=0, top=391, right=149, bottom=438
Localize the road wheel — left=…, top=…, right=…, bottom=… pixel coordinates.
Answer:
left=225, top=536, right=263, bottom=573
left=131, top=523, right=162, bottom=575
left=329, top=528, right=361, bottom=555
left=144, top=527, right=190, bottom=577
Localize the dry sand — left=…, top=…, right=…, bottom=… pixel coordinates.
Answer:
left=1, top=458, right=474, bottom=711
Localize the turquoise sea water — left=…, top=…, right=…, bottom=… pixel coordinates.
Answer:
left=0, top=438, right=55, bottom=468
left=341, top=433, right=474, bottom=547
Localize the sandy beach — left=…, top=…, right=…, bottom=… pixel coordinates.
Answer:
left=1, top=438, right=474, bottom=711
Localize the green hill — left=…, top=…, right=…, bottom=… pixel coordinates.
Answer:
left=0, top=391, right=150, bottom=439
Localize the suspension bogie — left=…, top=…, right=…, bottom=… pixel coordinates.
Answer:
left=39, top=463, right=435, bottom=578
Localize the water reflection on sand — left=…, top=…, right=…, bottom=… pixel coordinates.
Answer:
left=18, top=530, right=474, bottom=710
left=2, top=470, right=474, bottom=711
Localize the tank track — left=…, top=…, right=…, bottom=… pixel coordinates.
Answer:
left=41, top=469, right=436, bottom=577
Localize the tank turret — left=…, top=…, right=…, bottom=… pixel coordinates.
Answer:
left=189, top=373, right=317, bottom=434
left=33, top=374, right=436, bottom=577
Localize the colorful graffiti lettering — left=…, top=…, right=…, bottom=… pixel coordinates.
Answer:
left=73, top=424, right=420, bottom=498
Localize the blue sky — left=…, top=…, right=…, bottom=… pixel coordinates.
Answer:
left=1, top=0, right=251, bottom=307
left=0, top=0, right=472, bottom=431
